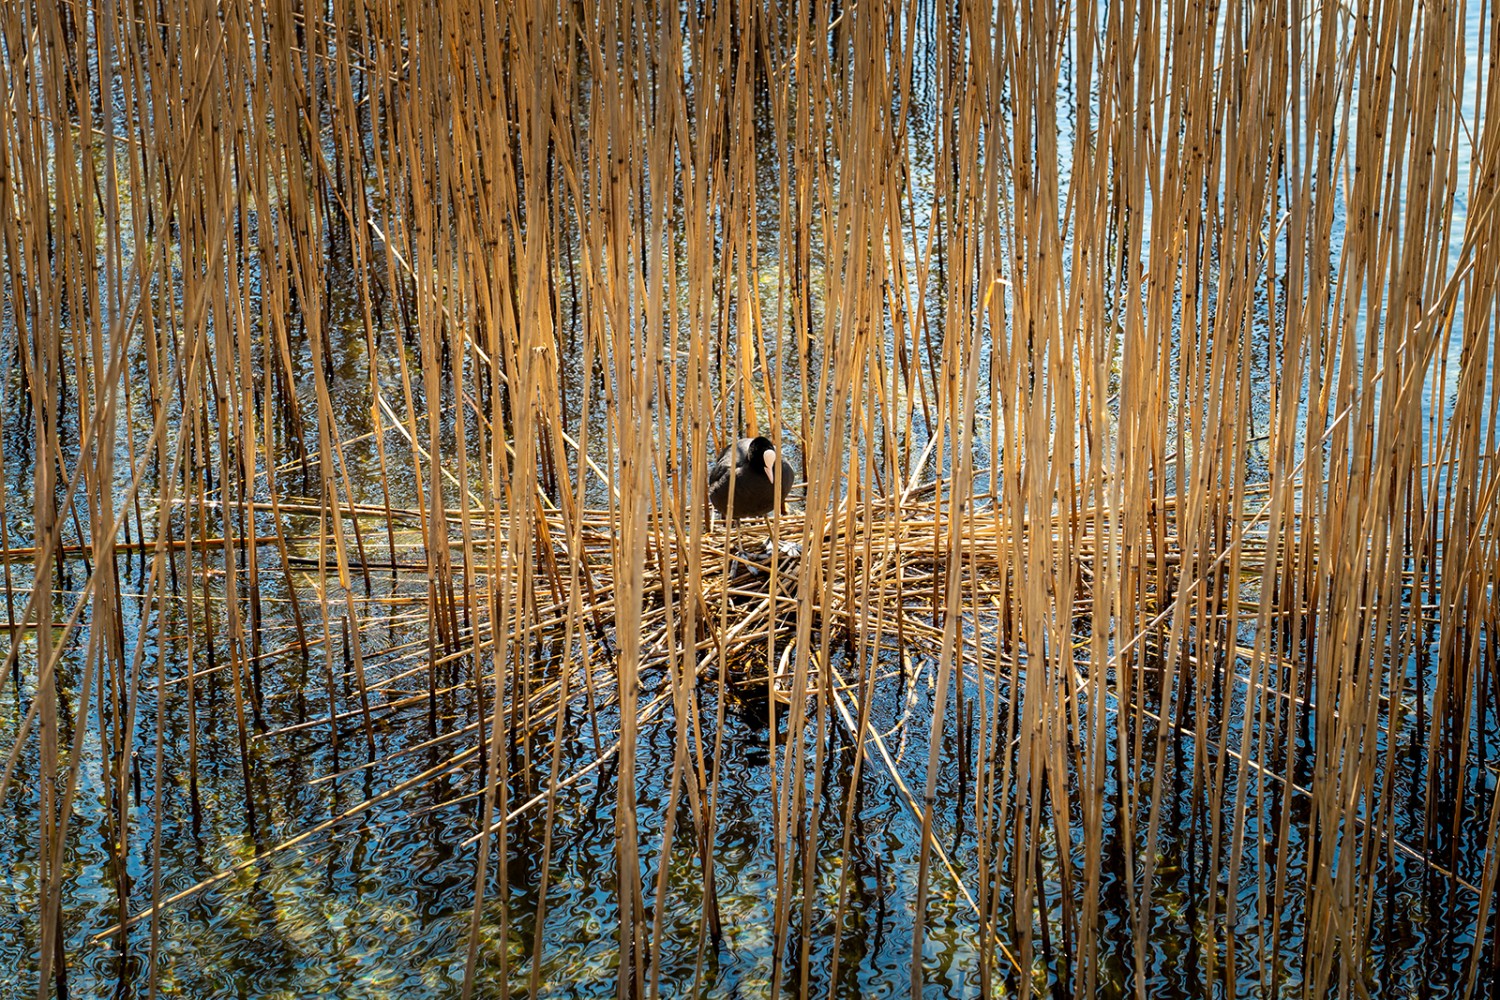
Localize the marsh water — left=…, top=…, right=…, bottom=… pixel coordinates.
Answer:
left=2, top=4, right=1498, bottom=999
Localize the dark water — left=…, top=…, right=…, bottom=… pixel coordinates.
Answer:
left=1, top=548, right=1493, bottom=997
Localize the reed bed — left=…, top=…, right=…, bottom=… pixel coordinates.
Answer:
left=1, top=0, right=1498, bottom=997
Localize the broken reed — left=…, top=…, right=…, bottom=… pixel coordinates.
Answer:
left=0, top=0, right=1497, bottom=998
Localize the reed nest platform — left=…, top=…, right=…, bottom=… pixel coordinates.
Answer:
left=268, top=482, right=1191, bottom=714
left=228, top=472, right=1306, bottom=746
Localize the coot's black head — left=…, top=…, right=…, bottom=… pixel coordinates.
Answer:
left=745, top=436, right=778, bottom=479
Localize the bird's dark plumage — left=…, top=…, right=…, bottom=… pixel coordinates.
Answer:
left=707, top=436, right=794, bottom=521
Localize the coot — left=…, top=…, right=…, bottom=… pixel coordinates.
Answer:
left=707, top=436, right=794, bottom=521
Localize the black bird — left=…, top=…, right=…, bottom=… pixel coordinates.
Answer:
left=707, top=436, right=795, bottom=522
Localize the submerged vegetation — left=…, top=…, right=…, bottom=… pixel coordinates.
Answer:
left=1, top=0, right=1498, bottom=996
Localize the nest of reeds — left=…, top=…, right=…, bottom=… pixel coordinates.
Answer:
left=488, top=490, right=1118, bottom=709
